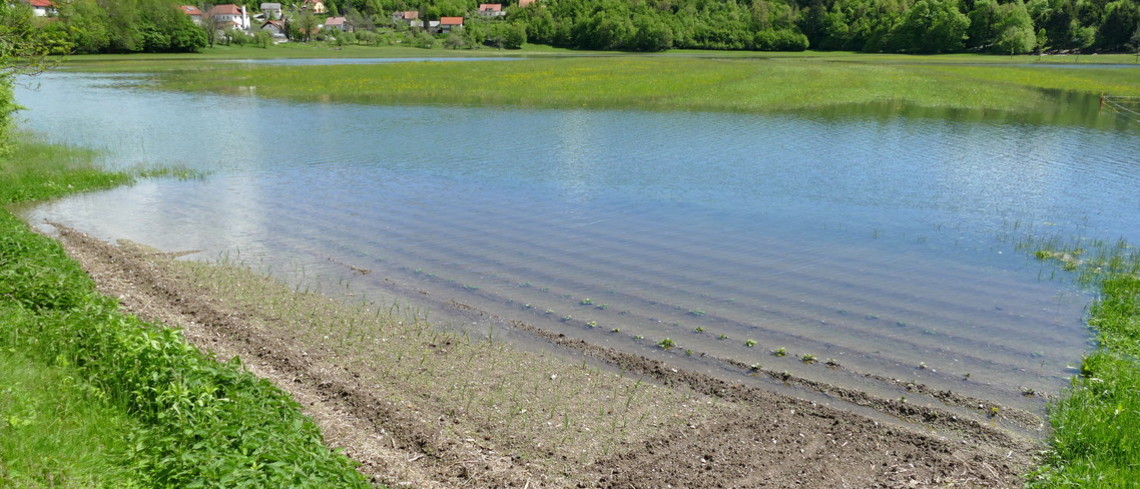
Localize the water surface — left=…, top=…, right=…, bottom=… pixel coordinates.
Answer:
left=16, top=71, right=1140, bottom=421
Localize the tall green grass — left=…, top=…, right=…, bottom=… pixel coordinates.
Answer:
left=1028, top=245, right=1140, bottom=487
left=0, top=349, right=143, bottom=488
left=0, top=134, right=370, bottom=488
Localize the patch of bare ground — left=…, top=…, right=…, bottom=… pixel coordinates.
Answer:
left=50, top=224, right=1036, bottom=488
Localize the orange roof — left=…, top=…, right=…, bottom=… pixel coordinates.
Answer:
left=28, top=0, right=54, bottom=7
left=207, top=4, right=242, bottom=16
left=179, top=5, right=203, bottom=15
left=397, top=10, right=419, bottom=19
left=440, top=16, right=464, bottom=25
left=479, top=3, right=502, bottom=11
left=519, top=0, right=536, bottom=6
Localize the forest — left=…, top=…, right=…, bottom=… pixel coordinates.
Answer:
left=21, top=0, right=1140, bottom=54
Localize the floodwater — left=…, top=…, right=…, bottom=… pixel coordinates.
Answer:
left=16, top=69, right=1140, bottom=421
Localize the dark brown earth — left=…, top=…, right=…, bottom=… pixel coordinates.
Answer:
left=51, top=224, right=1037, bottom=488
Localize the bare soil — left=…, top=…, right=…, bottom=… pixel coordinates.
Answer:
left=52, top=224, right=1038, bottom=488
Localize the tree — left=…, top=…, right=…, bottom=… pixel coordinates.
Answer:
left=992, top=0, right=1036, bottom=54
left=0, top=3, right=52, bottom=154
left=889, top=0, right=971, bottom=53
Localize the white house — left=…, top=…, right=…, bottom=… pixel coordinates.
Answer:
left=207, top=4, right=251, bottom=31
left=25, top=0, right=56, bottom=17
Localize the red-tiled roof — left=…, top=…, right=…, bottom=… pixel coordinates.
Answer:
left=440, top=16, right=464, bottom=25
left=478, top=3, right=502, bottom=11
left=396, top=10, right=419, bottom=19
left=324, top=16, right=346, bottom=26
left=207, top=4, right=242, bottom=16
left=27, top=0, right=54, bottom=8
left=519, top=0, right=536, bottom=6
left=179, top=5, right=203, bottom=15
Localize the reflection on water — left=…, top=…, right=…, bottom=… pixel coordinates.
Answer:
left=16, top=71, right=1140, bottom=421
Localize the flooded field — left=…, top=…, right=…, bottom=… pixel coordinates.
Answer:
left=17, top=70, right=1140, bottom=427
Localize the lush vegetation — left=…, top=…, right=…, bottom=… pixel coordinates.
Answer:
left=28, top=0, right=206, bottom=54
left=0, top=348, right=144, bottom=488
left=22, top=0, right=1140, bottom=55
left=1028, top=242, right=1140, bottom=487
left=0, top=135, right=372, bottom=488
left=124, top=54, right=1138, bottom=125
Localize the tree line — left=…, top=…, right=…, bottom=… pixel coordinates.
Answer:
left=20, top=0, right=1140, bottom=54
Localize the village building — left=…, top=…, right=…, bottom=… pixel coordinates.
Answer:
left=391, top=10, right=418, bottom=24
left=302, top=0, right=327, bottom=14
left=438, top=16, right=463, bottom=33
left=25, top=0, right=56, bottom=17
left=207, top=4, right=251, bottom=31
left=260, top=3, right=282, bottom=20
left=323, top=16, right=349, bottom=32
left=477, top=4, right=505, bottom=18
left=178, top=5, right=203, bottom=24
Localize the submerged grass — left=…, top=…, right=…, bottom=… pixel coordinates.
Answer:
left=1028, top=240, right=1140, bottom=487
left=0, top=134, right=369, bottom=488
left=74, top=54, right=1138, bottom=122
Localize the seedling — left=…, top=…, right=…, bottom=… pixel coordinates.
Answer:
left=684, top=349, right=693, bottom=356
left=586, top=321, right=598, bottom=328
left=523, top=303, right=534, bottom=309
left=825, top=358, right=840, bottom=367
left=918, top=362, right=927, bottom=370
left=580, top=298, right=593, bottom=306
left=633, top=335, right=644, bottom=341
left=610, top=328, right=621, bottom=333
left=544, top=309, right=554, bottom=315
left=658, top=338, right=676, bottom=350
left=801, top=353, right=817, bottom=364
left=718, top=334, right=728, bottom=340
left=694, top=327, right=704, bottom=333
left=745, top=339, right=757, bottom=348
left=595, top=304, right=608, bottom=310
left=560, top=315, right=572, bottom=322
left=688, top=309, right=706, bottom=317
left=773, top=347, right=787, bottom=357
left=749, top=363, right=762, bottom=371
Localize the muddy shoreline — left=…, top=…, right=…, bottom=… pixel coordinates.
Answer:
left=51, top=224, right=1037, bottom=488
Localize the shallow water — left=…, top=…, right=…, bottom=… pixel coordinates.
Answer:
left=16, top=70, right=1140, bottom=419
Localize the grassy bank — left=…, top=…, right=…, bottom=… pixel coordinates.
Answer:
left=64, top=53, right=1138, bottom=125
left=0, top=135, right=370, bottom=488
left=1029, top=243, right=1140, bottom=487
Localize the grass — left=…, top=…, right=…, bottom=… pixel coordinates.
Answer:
left=59, top=51, right=1140, bottom=125
left=1027, top=245, right=1140, bottom=487
left=0, top=349, right=142, bottom=488
left=0, top=134, right=370, bottom=488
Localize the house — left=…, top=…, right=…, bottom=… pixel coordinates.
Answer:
left=207, top=4, right=250, bottom=31
left=302, top=0, right=327, bottom=14
left=323, top=16, right=349, bottom=32
left=260, top=2, right=282, bottom=20
left=391, top=10, right=418, bottom=24
left=25, top=0, right=56, bottom=17
left=178, top=5, right=203, bottom=24
left=477, top=4, right=504, bottom=17
left=260, top=19, right=287, bottom=38
left=438, top=16, right=463, bottom=33
left=518, top=0, right=536, bottom=7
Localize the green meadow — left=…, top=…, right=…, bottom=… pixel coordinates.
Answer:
left=0, top=135, right=370, bottom=488
left=62, top=47, right=1140, bottom=121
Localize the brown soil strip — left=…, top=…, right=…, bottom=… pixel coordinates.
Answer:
left=50, top=224, right=1037, bottom=488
